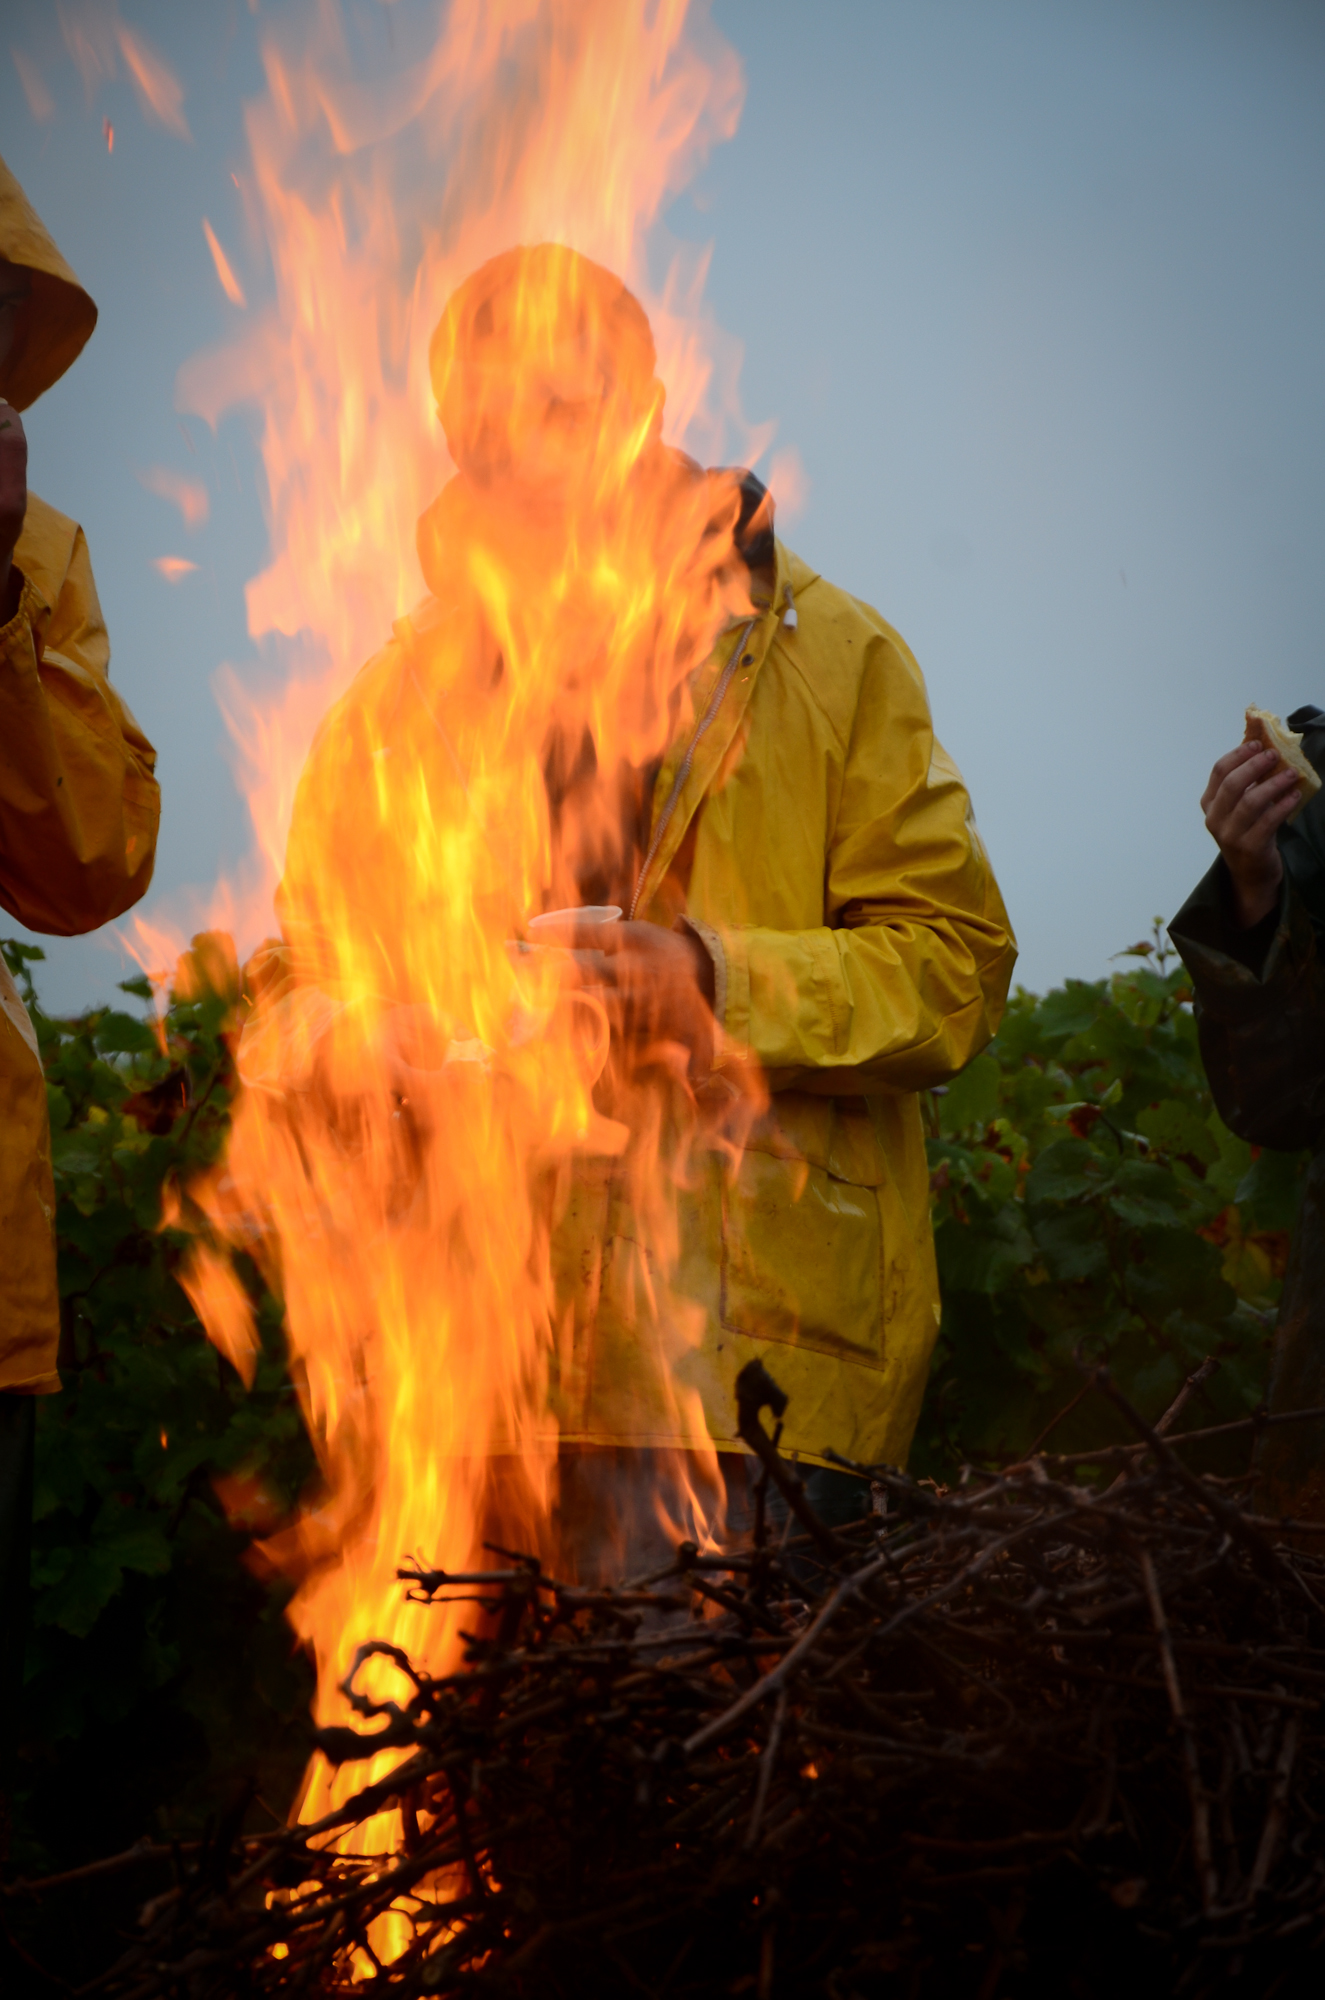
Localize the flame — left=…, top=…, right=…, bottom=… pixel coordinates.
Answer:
left=163, top=0, right=769, bottom=1960
left=13, top=51, right=56, bottom=124
left=181, top=1242, right=259, bottom=1388
left=59, top=4, right=190, bottom=141
left=115, top=23, right=191, bottom=141
left=767, top=445, right=809, bottom=527
left=201, top=219, right=247, bottom=308
left=139, top=465, right=210, bottom=529
left=152, top=556, right=197, bottom=581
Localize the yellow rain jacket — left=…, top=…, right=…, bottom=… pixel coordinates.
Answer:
left=549, top=539, right=1016, bottom=1466
left=0, top=155, right=160, bottom=1394
left=272, top=502, right=1015, bottom=1469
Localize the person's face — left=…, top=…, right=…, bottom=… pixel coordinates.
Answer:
left=0, top=258, right=32, bottom=378
left=494, top=331, right=616, bottom=512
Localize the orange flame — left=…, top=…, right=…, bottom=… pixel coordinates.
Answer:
left=163, top=0, right=764, bottom=1958
left=116, top=23, right=191, bottom=141
left=139, top=464, right=210, bottom=529
left=201, top=219, right=247, bottom=308
left=13, top=51, right=56, bottom=124
left=59, top=5, right=190, bottom=141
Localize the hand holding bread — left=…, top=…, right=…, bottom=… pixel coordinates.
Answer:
left=1201, top=708, right=1318, bottom=930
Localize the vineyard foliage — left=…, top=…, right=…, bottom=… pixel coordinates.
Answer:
left=2, top=937, right=313, bottom=1890
left=913, top=927, right=1306, bottom=1475
left=2, top=925, right=1308, bottom=1881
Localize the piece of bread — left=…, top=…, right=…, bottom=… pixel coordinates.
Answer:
left=1244, top=706, right=1322, bottom=821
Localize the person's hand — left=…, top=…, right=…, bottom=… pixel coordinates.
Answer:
left=567, top=919, right=716, bottom=1075
left=1201, top=742, right=1302, bottom=927
left=0, top=399, right=27, bottom=625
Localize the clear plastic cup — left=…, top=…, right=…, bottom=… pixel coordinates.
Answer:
left=525, top=904, right=622, bottom=946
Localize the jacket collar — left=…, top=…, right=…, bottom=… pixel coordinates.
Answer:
left=633, top=527, right=800, bottom=920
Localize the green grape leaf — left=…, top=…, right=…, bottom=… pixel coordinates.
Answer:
left=1135, top=1098, right=1220, bottom=1166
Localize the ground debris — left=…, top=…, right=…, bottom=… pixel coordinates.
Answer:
left=35, top=1372, right=1325, bottom=1997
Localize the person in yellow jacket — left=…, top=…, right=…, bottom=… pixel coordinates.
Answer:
left=267, top=246, right=1015, bottom=1559
left=0, top=154, right=160, bottom=1816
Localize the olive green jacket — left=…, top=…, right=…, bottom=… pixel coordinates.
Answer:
left=1171, top=707, right=1325, bottom=1517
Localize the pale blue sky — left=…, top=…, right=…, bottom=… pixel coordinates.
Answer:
left=4, top=0, right=1324, bottom=1010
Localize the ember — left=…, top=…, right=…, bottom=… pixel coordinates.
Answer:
left=66, top=1368, right=1325, bottom=1999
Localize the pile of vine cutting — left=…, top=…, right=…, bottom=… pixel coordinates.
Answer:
left=1, top=921, right=1304, bottom=1941
left=43, top=1361, right=1323, bottom=2000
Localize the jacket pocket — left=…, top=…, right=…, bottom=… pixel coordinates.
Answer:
left=719, top=1144, right=883, bottom=1361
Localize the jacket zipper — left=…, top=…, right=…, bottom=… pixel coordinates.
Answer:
left=629, top=615, right=759, bottom=920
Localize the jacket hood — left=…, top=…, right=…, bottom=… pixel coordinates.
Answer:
left=429, top=245, right=664, bottom=487
left=0, top=152, right=97, bottom=410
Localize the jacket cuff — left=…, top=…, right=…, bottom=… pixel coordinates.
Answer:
left=686, top=918, right=750, bottom=1069
left=675, top=916, right=732, bottom=1070
left=0, top=1369, right=62, bottom=1396
left=1170, top=859, right=1310, bottom=1024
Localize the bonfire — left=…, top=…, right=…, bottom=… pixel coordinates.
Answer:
left=65, top=4, right=1318, bottom=1994
left=45, top=1362, right=1325, bottom=1998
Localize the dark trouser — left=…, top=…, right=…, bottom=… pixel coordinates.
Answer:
left=1257, top=1148, right=1325, bottom=1521
left=0, top=1394, right=35, bottom=1803
left=549, top=1448, right=869, bottom=1586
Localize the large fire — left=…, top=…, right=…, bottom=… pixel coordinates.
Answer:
left=153, top=0, right=766, bottom=1935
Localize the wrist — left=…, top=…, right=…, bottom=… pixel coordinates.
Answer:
left=1227, top=854, right=1282, bottom=930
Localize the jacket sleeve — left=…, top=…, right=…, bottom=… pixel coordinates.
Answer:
left=1170, top=858, right=1325, bottom=1151
left=705, top=628, right=1017, bottom=1095
left=0, top=507, right=159, bottom=934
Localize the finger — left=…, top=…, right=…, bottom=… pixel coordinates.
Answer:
left=568, top=920, right=627, bottom=956
left=1208, top=774, right=1299, bottom=852
left=1205, top=741, right=1263, bottom=791
left=565, top=946, right=616, bottom=984
left=1203, top=746, right=1275, bottom=820
left=1243, top=781, right=1302, bottom=842
left=1208, top=756, right=1291, bottom=835
left=1214, top=778, right=1297, bottom=850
